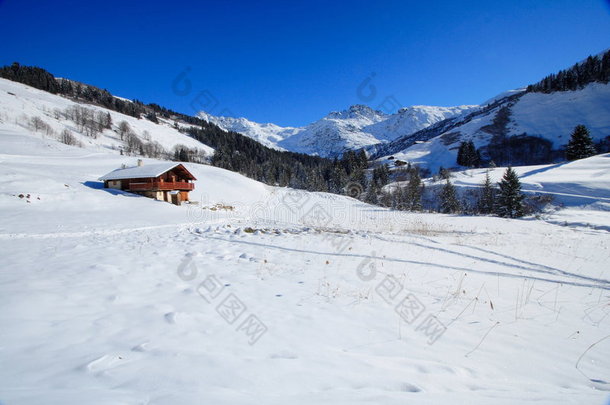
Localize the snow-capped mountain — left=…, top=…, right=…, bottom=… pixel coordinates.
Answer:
left=371, top=82, right=610, bottom=172
left=277, top=105, right=387, bottom=156
left=366, top=105, right=479, bottom=142
left=198, top=104, right=478, bottom=157
left=198, top=111, right=300, bottom=149
left=370, top=49, right=610, bottom=172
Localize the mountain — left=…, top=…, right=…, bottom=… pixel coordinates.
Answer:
left=369, top=50, right=610, bottom=172
left=365, top=105, right=479, bottom=142
left=198, top=104, right=478, bottom=157
left=197, top=111, right=300, bottom=149
left=200, top=50, right=610, bottom=164
left=276, top=105, right=387, bottom=156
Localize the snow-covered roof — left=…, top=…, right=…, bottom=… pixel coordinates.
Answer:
left=99, top=163, right=187, bottom=181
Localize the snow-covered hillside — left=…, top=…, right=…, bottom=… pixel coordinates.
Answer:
left=198, top=111, right=300, bottom=150
left=366, top=105, right=479, bottom=142
left=277, top=105, right=387, bottom=156
left=396, top=154, right=610, bottom=230
left=509, top=83, right=610, bottom=147
left=0, top=78, right=214, bottom=158
left=2, top=125, right=610, bottom=404
left=377, top=82, right=610, bottom=172
left=199, top=104, right=477, bottom=157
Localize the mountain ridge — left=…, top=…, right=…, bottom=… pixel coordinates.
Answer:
left=198, top=103, right=478, bottom=157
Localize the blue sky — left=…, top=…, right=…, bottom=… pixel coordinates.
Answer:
left=1, top=0, right=609, bottom=126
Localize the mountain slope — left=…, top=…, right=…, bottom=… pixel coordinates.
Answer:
left=276, top=105, right=387, bottom=156
left=365, top=105, right=479, bottom=142
left=198, top=111, right=299, bottom=149
left=371, top=49, right=610, bottom=171
left=199, top=104, right=478, bottom=157
left=372, top=82, right=610, bottom=172
left=0, top=77, right=214, bottom=157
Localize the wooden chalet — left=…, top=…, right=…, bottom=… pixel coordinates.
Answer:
left=99, top=160, right=196, bottom=205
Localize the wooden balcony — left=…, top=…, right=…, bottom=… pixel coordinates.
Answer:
left=129, top=181, right=194, bottom=191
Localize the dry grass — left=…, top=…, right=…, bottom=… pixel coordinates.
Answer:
left=204, top=203, right=235, bottom=211
left=402, top=219, right=450, bottom=236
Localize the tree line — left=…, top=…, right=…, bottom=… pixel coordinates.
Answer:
left=526, top=50, right=610, bottom=93
left=455, top=123, right=599, bottom=168
left=186, top=123, right=371, bottom=192
left=370, top=165, right=528, bottom=218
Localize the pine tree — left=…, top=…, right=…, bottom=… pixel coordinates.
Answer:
left=378, top=190, right=392, bottom=208
left=392, top=185, right=408, bottom=210
left=439, top=179, right=461, bottom=213
left=457, top=142, right=466, bottom=166
left=457, top=141, right=480, bottom=167
left=371, top=164, right=390, bottom=189
left=476, top=170, right=496, bottom=214
left=496, top=167, right=524, bottom=218
left=350, top=166, right=367, bottom=191
left=357, top=149, right=368, bottom=169
left=328, top=162, right=347, bottom=194
left=363, top=184, right=378, bottom=205
left=405, top=169, right=423, bottom=211
left=566, top=125, right=596, bottom=161
left=527, top=50, right=610, bottom=93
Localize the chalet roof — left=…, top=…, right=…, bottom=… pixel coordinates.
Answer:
left=99, top=162, right=196, bottom=181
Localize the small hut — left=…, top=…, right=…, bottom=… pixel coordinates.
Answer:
left=99, top=160, right=196, bottom=205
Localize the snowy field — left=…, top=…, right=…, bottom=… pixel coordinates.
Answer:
left=1, top=127, right=610, bottom=404
left=428, top=157, right=610, bottom=231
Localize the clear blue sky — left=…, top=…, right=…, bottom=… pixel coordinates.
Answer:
left=1, top=0, right=609, bottom=126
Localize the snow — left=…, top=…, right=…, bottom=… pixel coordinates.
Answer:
left=367, top=105, right=479, bottom=142
left=1, top=124, right=610, bottom=404
left=199, top=104, right=479, bottom=158
left=379, top=82, right=610, bottom=172
left=198, top=111, right=299, bottom=150
left=480, top=88, right=526, bottom=106
left=418, top=154, right=610, bottom=230
left=509, top=83, right=610, bottom=146
left=99, top=162, right=187, bottom=181
left=0, top=78, right=214, bottom=157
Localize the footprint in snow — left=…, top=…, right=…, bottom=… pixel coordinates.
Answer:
left=83, top=354, right=126, bottom=375
left=131, top=342, right=150, bottom=352
left=164, top=312, right=177, bottom=324
left=269, top=351, right=298, bottom=360
left=403, top=383, right=422, bottom=393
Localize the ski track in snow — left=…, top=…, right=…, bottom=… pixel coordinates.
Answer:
left=191, top=230, right=610, bottom=291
